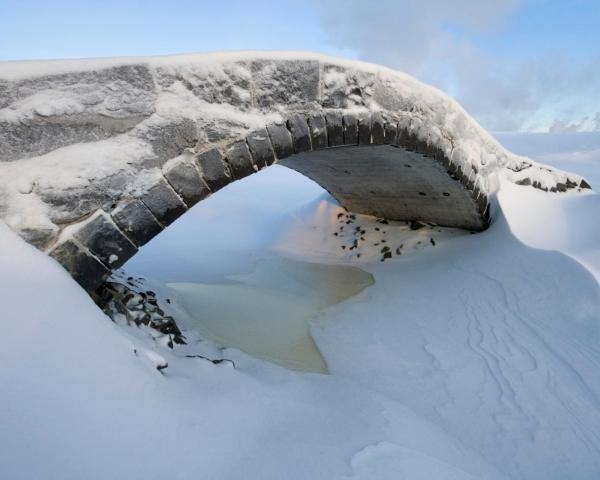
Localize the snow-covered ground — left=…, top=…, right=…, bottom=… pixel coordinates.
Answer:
left=2, top=133, right=600, bottom=479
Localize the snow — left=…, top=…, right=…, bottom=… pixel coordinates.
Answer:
left=2, top=132, right=600, bottom=479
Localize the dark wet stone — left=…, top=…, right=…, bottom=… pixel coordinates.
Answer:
left=163, top=158, right=210, bottom=206
left=49, top=239, right=109, bottom=292
left=246, top=128, right=275, bottom=168
left=73, top=213, right=137, bottom=269
left=140, top=177, right=188, bottom=226
left=111, top=199, right=163, bottom=247
left=195, top=148, right=232, bottom=191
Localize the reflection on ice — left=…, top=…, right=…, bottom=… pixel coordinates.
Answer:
left=169, top=257, right=373, bottom=373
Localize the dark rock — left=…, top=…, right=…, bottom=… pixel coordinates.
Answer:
left=111, top=199, right=163, bottom=247
left=580, top=179, right=592, bottom=189
left=383, top=121, right=397, bottom=145
left=410, top=220, right=426, bottom=230
left=343, top=114, right=358, bottom=145
left=140, top=177, right=187, bottom=226
left=325, top=112, right=344, bottom=147
left=49, top=239, right=109, bottom=292
left=195, top=148, right=232, bottom=191
left=225, top=140, right=256, bottom=179
left=371, top=113, right=385, bottom=145
left=246, top=128, right=275, bottom=168
left=266, top=122, right=294, bottom=160
left=358, top=115, right=371, bottom=145
left=307, top=114, right=328, bottom=150
left=287, top=114, right=312, bottom=153
left=163, top=158, right=210, bottom=207
left=73, top=213, right=137, bottom=269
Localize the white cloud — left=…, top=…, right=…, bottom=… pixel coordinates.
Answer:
left=316, top=0, right=600, bottom=132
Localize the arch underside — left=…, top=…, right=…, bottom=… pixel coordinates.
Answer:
left=281, top=145, right=485, bottom=231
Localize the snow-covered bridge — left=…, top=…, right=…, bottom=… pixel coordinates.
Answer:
left=0, top=52, right=589, bottom=292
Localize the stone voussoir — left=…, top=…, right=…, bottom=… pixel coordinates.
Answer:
left=371, top=113, right=385, bottom=145
left=195, top=148, right=232, bottom=192
left=266, top=122, right=294, bottom=160
left=140, top=176, right=188, bottom=227
left=343, top=114, right=359, bottom=145
left=307, top=114, right=328, bottom=150
left=49, top=239, right=110, bottom=292
left=246, top=128, right=275, bottom=168
left=73, top=212, right=138, bottom=269
left=287, top=114, right=312, bottom=154
left=163, top=157, right=211, bottom=207
left=225, top=140, right=257, bottom=179
left=111, top=198, right=163, bottom=247
left=324, top=111, right=344, bottom=147
left=357, top=114, right=371, bottom=146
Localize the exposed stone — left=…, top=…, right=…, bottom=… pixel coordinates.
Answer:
left=343, top=114, right=358, bottom=145
left=49, top=239, right=109, bottom=292
left=251, top=60, right=320, bottom=110
left=246, top=128, right=275, bottom=168
left=142, top=118, right=199, bottom=166
left=384, top=122, right=397, bottom=144
left=580, top=179, right=592, bottom=189
left=358, top=115, right=371, bottom=145
left=225, top=140, right=256, bottom=179
left=73, top=213, right=137, bottom=269
left=163, top=157, right=210, bottom=206
left=195, top=148, right=232, bottom=191
left=100, top=278, right=186, bottom=345
left=325, top=112, right=344, bottom=147
left=0, top=64, right=157, bottom=162
left=307, top=114, right=328, bottom=150
left=371, top=113, right=385, bottom=145
left=140, top=177, right=187, bottom=226
left=266, top=122, right=294, bottom=160
left=287, top=115, right=312, bottom=153
left=111, top=199, right=163, bottom=247
left=37, top=171, right=130, bottom=225
left=154, top=62, right=253, bottom=110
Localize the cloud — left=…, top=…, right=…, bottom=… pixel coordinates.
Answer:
left=316, top=0, right=599, bottom=132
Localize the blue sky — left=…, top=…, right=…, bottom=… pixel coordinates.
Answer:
left=1, top=0, right=598, bottom=132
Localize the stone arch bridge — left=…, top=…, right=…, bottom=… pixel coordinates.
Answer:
left=0, top=53, right=589, bottom=292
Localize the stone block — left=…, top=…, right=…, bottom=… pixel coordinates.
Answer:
left=246, top=128, right=275, bottom=168
left=140, top=177, right=187, bottom=226
left=371, top=113, right=385, bottom=145
left=195, top=148, right=232, bottom=191
left=287, top=114, right=312, bottom=153
left=343, top=114, right=358, bottom=145
left=383, top=122, right=397, bottom=144
left=49, top=239, right=109, bottom=292
left=325, top=112, right=344, bottom=147
left=266, top=122, right=294, bottom=160
left=73, top=213, right=137, bottom=269
left=225, top=140, right=256, bottom=179
left=111, top=199, right=163, bottom=246
left=358, top=115, right=371, bottom=145
left=163, top=158, right=210, bottom=206
left=307, top=114, right=328, bottom=150
left=251, top=60, right=320, bottom=111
